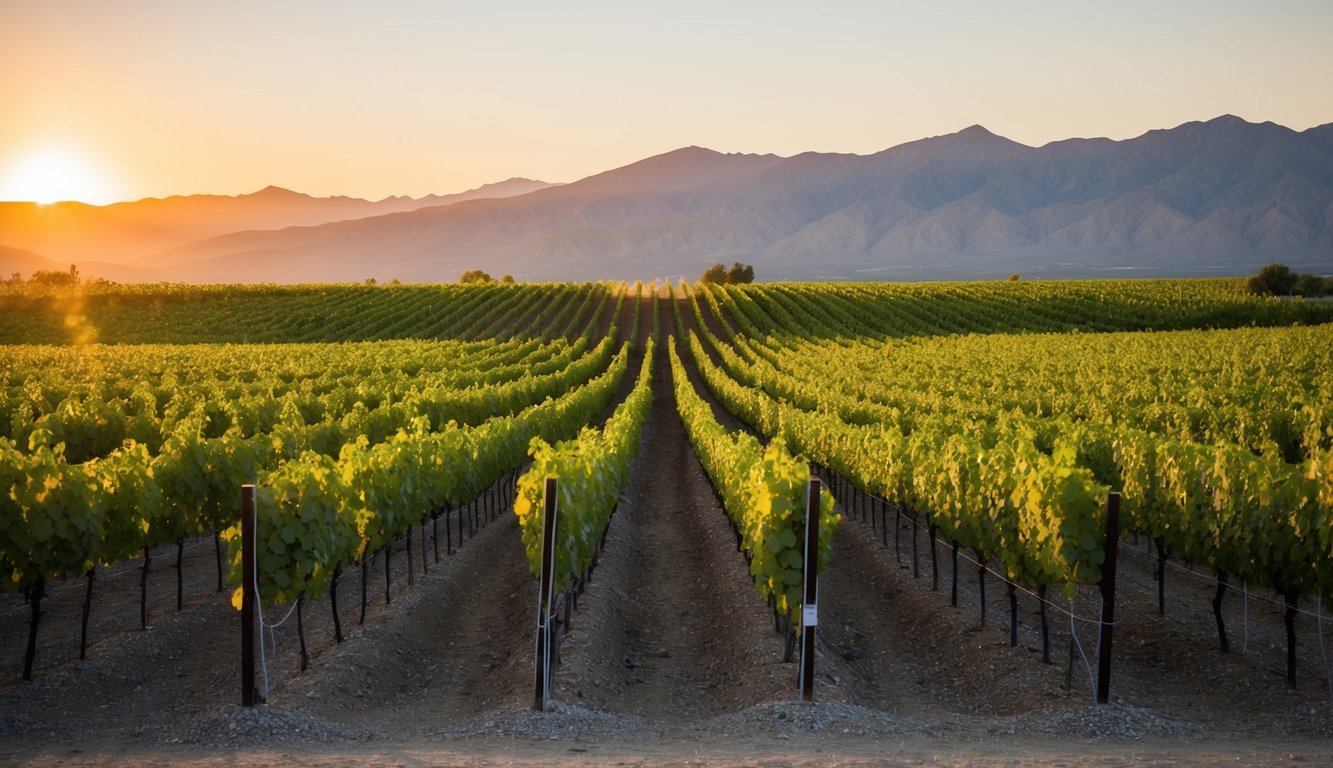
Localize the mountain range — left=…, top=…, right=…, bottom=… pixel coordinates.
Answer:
left=2, top=115, right=1330, bottom=283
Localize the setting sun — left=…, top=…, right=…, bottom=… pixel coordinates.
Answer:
left=0, top=147, right=114, bottom=205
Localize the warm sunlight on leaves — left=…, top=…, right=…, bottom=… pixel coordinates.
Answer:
left=0, top=147, right=114, bottom=205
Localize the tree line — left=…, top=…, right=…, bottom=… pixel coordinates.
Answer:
left=460, top=270, right=515, bottom=284
left=4, top=264, right=80, bottom=286
left=1246, top=263, right=1331, bottom=298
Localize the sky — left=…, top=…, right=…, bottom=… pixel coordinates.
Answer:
left=1, top=0, right=1331, bottom=204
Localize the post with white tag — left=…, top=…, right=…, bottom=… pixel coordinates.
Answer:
left=534, top=477, right=559, bottom=711
left=798, top=475, right=821, bottom=702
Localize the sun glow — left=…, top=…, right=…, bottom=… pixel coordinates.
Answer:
left=0, top=147, right=116, bottom=205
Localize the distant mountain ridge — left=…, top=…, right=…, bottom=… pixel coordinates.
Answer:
left=0, top=177, right=556, bottom=270
left=3, top=116, right=1330, bottom=282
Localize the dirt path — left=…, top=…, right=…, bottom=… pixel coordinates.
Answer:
left=309, top=512, right=537, bottom=729
left=552, top=334, right=787, bottom=720
left=0, top=533, right=230, bottom=685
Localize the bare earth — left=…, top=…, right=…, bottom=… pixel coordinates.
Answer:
left=3, top=307, right=1332, bottom=765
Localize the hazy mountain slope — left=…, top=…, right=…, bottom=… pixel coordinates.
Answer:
left=137, top=149, right=785, bottom=279
left=0, top=178, right=556, bottom=267
left=0, top=245, right=64, bottom=278
left=0, top=245, right=160, bottom=283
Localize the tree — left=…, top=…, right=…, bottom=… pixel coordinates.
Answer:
left=1007, top=274, right=1021, bottom=281
left=1245, top=263, right=1298, bottom=296
left=460, top=270, right=494, bottom=284
left=726, top=262, right=755, bottom=284
left=1295, top=273, right=1327, bottom=298
left=700, top=264, right=727, bottom=284
left=501, top=274, right=515, bottom=284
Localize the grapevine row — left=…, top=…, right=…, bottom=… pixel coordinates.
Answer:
left=513, top=338, right=656, bottom=593
left=0, top=282, right=607, bottom=345
left=682, top=325, right=1109, bottom=597
left=219, top=340, right=634, bottom=608
left=667, top=337, right=840, bottom=632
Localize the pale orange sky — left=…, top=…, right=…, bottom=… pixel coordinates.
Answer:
left=2, top=0, right=1331, bottom=204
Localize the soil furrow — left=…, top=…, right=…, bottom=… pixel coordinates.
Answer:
left=552, top=335, right=787, bottom=719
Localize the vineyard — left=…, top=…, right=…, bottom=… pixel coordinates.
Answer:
left=2, top=277, right=1333, bottom=764
left=684, top=284, right=1333, bottom=667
